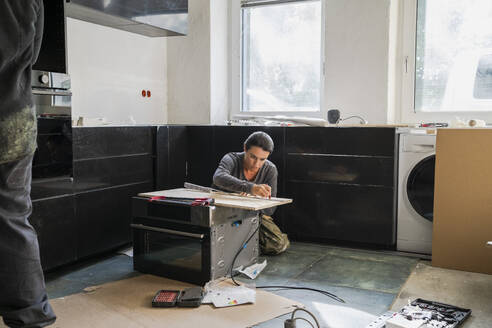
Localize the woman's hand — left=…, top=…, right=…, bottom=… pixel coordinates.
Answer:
left=251, top=184, right=272, bottom=198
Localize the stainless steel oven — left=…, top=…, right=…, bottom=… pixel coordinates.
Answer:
left=30, top=0, right=71, bottom=183
left=132, top=197, right=259, bottom=286
left=31, top=70, right=73, bottom=199
left=133, top=219, right=212, bottom=285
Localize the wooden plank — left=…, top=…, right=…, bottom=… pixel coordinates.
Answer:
left=138, top=188, right=292, bottom=211
left=432, top=129, right=492, bottom=274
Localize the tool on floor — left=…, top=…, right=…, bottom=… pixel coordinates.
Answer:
left=385, top=299, right=471, bottom=328
left=151, top=287, right=204, bottom=308
left=176, top=287, right=204, bottom=307
left=152, top=290, right=181, bottom=307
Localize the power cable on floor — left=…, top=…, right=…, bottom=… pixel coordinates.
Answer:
left=229, top=218, right=345, bottom=304
left=257, top=285, right=345, bottom=303
left=284, top=307, right=322, bottom=328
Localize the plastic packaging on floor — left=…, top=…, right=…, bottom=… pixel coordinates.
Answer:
left=385, top=306, right=431, bottom=328
left=237, top=260, right=267, bottom=279
left=202, top=278, right=256, bottom=308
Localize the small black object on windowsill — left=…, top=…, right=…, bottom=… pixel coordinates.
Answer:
left=327, top=109, right=341, bottom=124
left=328, top=109, right=368, bottom=125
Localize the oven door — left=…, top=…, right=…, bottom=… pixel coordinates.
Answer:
left=132, top=221, right=211, bottom=285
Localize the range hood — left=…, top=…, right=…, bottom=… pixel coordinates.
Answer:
left=65, top=0, right=187, bottom=37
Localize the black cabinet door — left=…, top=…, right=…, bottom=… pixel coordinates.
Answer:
left=186, top=126, right=215, bottom=188
left=73, top=154, right=153, bottom=192
left=73, top=127, right=153, bottom=160
left=285, top=127, right=396, bottom=156
left=73, top=126, right=155, bottom=259
left=76, top=182, right=153, bottom=258
left=168, top=126, right=188, bottom=189
left=155, top=125, right=188, bottom=190
left=284, top=182, right=395, bottom=246
left=30, top=196, right=77, bottom=270
left=284, top=127, right=397, bottom=247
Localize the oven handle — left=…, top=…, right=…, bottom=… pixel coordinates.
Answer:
left=131, top=224, right=204, bottom=239
left=32, top=89, right=72, bottom=97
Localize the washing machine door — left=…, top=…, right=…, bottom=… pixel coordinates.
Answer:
left=407, top=155, right=435, bottom=221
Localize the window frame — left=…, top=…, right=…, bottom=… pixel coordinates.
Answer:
left=229, top=0, right=326, bottom=120
left=399, top=0, right=492, bottom=124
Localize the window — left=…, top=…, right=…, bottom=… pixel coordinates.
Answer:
left=240, top=0, right=322, bottom=112
left=408, top=0, right=492, bottom=114
left=474, top=54, right=492, bottom=99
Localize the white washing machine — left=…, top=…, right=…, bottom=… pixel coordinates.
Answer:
left=397, top=128, right=436, bottom=255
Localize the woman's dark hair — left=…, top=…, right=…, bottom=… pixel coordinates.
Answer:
left=244, top=131, right=274, bottom=153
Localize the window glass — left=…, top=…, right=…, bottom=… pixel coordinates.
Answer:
left=474, top=54, right=492, bottom=99
left=242, top=1, right=322, bottom=112
left=415, top=0, right=492, bottom=111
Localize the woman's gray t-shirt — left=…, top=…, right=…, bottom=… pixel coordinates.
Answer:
left=212, top=152, right=278, bottom=216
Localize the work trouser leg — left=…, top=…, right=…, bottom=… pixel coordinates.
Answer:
left=0, top=155, right=56, bottom=328
left=259, top=215, right=290, bottom=255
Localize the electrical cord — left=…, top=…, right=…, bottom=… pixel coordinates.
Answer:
left=230, top=223, right=260, bottom=286
left=257, top=286, right=345, bottom=303
left=284, top=307, right=321, bottom=328
left=229, top=217, right=345, bottom=304
left=291, top=317, right=316, bottom=328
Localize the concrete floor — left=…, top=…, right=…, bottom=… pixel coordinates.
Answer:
left=391, top=262, right=492, bottom=328
left=41, top=242, right=489, bottom=328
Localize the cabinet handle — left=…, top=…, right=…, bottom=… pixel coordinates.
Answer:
left=131, top=224, right=204, bottom=239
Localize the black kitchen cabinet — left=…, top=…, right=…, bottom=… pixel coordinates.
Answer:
left=73, top=127, right=155, bottom=259
left=72, top=126, right=153, bottom=160
left=76, top=182, right=153, bottom=258
left=30, top=196, right=77, bottom=271
left=155, top=125, right=188, bottom=190
left=285, top=127, right=395, bottom=156
left=73, top=154, right=153, bottom=192
left=283, top=127, right=398, bottom=247
left=285, top=182, right=395, bottom=245
left=29, top=124, right=398, bottom=272
left=168, top=126, right=188, bottom=189
left=154, top=125, right=397, bottom=248
left=29, top=126, right=156, bottom=271
left=186, top=126, right=215, bottom=187
left=155, top=126, right=170, bottom=190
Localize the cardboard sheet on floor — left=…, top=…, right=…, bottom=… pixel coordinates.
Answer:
left=40, top=275, right=302, bottom=328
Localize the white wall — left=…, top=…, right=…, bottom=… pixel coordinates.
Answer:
left=67, top=1, right=393, bottom=126
left=67, top=18, right=168, bottom=125
left=167, top=1, right=211, bottom=124
left=323, top=0, right=391, bottom=124
left=167, top=0, right=230, bottom=125
left=210, top=0, right=229, bottom=125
